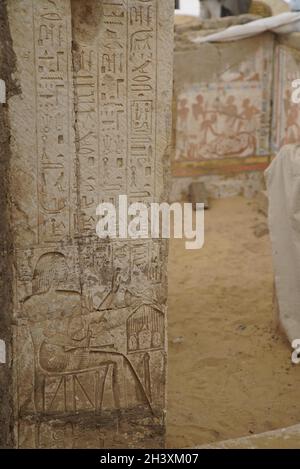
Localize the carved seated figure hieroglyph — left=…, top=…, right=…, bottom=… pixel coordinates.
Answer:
left=22, top=252, right=152, bottom=415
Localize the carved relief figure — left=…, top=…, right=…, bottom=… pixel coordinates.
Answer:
left=22, top=252, right=153, bottom=416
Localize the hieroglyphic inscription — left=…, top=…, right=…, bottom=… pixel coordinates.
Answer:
left=98, top=1, right=128, bottom=205
left=74, top=0, right=158, bottom=233
left=98, top=0, right=158, bottom=206
left=128, top=0, right=157, bottom=203
left=73, top=41, right=99, bottom=235
left=33, top=0, right=74, bottom=243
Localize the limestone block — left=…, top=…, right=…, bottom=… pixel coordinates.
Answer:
left=4, top=0, right=173, bottom=449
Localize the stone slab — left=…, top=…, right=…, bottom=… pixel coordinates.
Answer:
left=5, top=0, right=173, bottom=449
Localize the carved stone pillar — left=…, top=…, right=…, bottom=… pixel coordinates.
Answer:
left=2, top=0, right=173, bottom=448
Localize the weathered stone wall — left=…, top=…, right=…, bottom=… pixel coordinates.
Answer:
left=272, top=33, right=300, bottom=151
left=3, top=0, right=173, bottom=449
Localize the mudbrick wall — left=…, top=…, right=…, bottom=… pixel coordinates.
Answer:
left=0, top=0, right=173, bottom=449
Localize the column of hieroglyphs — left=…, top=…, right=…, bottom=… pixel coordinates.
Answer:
left=6, top=0, right=173, bottom=449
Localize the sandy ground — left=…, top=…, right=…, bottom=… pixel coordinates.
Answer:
left=166, top=196, right=300, bottom=449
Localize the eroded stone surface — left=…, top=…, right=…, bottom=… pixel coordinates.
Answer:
left=6, top=0, right=173, bottom=449
left=272, top=34, right=300, bottom=151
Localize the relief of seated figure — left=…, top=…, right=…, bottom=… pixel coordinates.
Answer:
left=22, top=252, right=152, bottom=414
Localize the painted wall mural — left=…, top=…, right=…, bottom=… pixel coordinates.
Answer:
left=175, top=37, right=273, bottom=164
left=273, top=44, right=300, bottom=151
